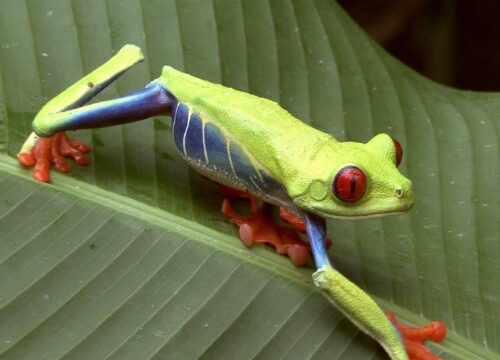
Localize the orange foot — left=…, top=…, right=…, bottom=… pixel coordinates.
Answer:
left=279, top=206, right=306, bottom=232
left=219, top=186, right=331, bottom=266
left=387, top=313, right=447, bottom=360
left=17, top=132, right=91, bottom=182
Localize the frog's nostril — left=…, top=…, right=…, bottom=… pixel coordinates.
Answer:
left=395, top=188, right=403, bottom=198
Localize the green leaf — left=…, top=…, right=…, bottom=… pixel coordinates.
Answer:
left=0, top=0, right=498, bottom=359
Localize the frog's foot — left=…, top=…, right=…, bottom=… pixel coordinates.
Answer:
left=387, top=313, right=447, bottom=360
left=17, top=132, right=91, bottom=182
left=220, top=189, right=311, bottom=266
left=218, top=185, right=259, bottom=213
left=279, top=207, right=306, bottom=232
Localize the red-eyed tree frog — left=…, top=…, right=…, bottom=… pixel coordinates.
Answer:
left=18, top=45, right=447, bottom=360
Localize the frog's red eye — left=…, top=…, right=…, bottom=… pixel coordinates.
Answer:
left=333, top=166, right=367, bottom=202
left=392, top=137, right=403, bottom=167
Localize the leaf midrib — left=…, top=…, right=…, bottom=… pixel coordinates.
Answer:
left=0, top=154, right=313, bottom=284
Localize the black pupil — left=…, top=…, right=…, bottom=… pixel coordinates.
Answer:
left=350, top=174, right=356, bottom=195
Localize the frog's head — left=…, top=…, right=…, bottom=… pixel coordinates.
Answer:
left=290, top=134, right=413, bottom=219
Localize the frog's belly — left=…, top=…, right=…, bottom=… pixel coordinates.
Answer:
left=170, top=100, right=292, bottom=208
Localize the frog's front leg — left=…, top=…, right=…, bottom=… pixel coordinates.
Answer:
left=303, top=212, right=446, bottom=360
left=18, top=45, right=172, bottom=182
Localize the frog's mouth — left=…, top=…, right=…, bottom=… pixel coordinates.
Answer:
left=292, top=192, right=413, bottom=220
left=307, top=200, right=413, bottom=220
left=316, top=209, right=409, bottom=220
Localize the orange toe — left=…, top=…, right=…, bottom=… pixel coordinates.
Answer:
left=239, top=224, right=255, bottom=246
left=17, top=152, right=35, bottom=167
left=279, top=207, right=306, bottom=232
left=70, top=140, right=92, bottom=153
left=287, top=244, right=310, bottom=266
left=33, top=160, right=51, bottom=183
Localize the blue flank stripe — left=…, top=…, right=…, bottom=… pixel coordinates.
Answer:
left=229, top=143, right=262, bottom=190
left=203, top=122, right=230, bottom=171
left=173, top=103, right=189, bottom=153
left=184, top=112, right=206, bottom=162
left=170, top=102, right=288, bottom=199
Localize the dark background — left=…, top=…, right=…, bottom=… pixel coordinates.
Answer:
left=339, top=0, right=500, bottom=91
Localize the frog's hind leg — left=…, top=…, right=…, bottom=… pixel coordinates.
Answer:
left=18, top=45, right=172, bottom=182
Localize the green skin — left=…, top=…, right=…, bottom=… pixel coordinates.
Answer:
left=20, top=45, right=414, bottom=360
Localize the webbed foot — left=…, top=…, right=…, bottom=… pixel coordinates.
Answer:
left=387, top=313, right=447, bottom=360
left=17, top=132, right=91, bottom=182
left=219, top=186, right=311, bottom=266
left=279, top=206, right=306, bottom=232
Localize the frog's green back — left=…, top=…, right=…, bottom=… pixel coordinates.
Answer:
left=158, top=66, right=331, bottom=182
